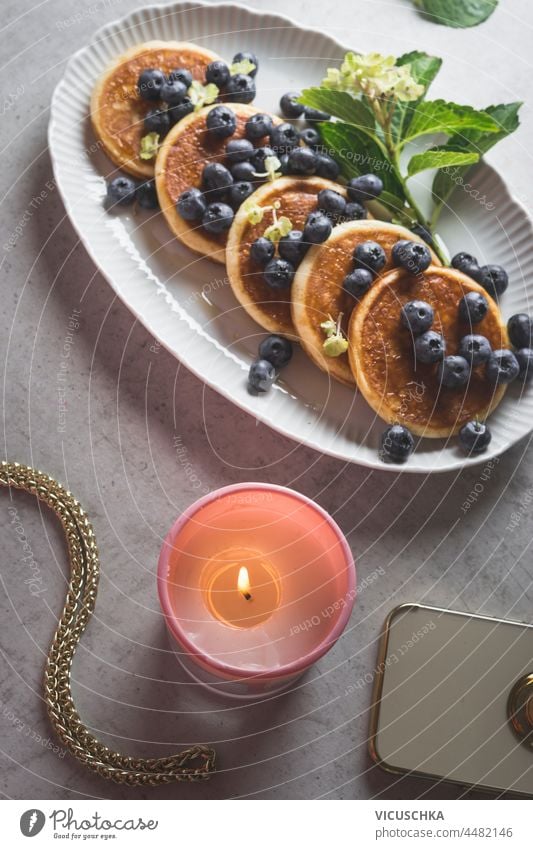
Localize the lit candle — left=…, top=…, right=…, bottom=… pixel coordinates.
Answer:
left=158, top=484, right=356, bottom=698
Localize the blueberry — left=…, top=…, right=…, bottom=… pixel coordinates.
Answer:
left=278, top=230, right=306, bottom=267
left=354, top=241, right=387, bottom=276
left=263, top=258, right=295, bottom=289
left=202, top=202, right=234, bottom=234
left=507, top=313, right=533, bottom=349
left=347, top=174, right=383, bottom=203
left=245, top=113, right=273, bottom=140
left=303, top=211, right=332, bottom=245
left=410, top=223, right=434, bottom=247
left=304, top=106, right=331, bottom=122
left=270, top=122, right=299, bottom=154
left=224, top=74, right=256, bottom=104
left=458, top=334, right=492, bottom=366
left=299, top=127, right=321, bottom=148
left=230, top=160, right=257, bottom=182
left=392, top=240, right=432, bottom=275
left=202, top=162, right=233, bottom=197
left=344, top=201, right=367, bottom=221
left=315, top=153, right=340, bottom=180
left=515, top=348, right=533, bottom=381
left=317, top=189, right=346, bottom=220
left=459, top=420, right=492, bottom=455
left=486, top=349, right=520, bottom=385
left=168, top=68, right=193, bottom=88
left=473, top=264, right=509, bottom=299
left=280, top=91, right=304, bottom=119
left=343, top=268, right=373, bottom=300
left=286, top=146, right=317, bottom=175
left=168, top=97, right=194, bottom=124
left=225, top=138, right=255, bottom=162
left=227, top=181, right=254, bottom=209
left=380, top=424, right=414, bottom=463
left=233, top=51, right=259, bottom=77
left=205, top=105, right=237, bottom=138
left=137, top=68, right=165, bottom=101
left=250, top=145, right=276, bottom=173
left=400, top=300, right=434, bottom=335
left=248, top=359, right=276, bottom=393
left=250, top=237, right=275, bottom=266
left=205, top=60, right=230, bottom=87
left=438, top=355, right=470, bottom=389
left=176, top=187, right=206, bottom=221
left=106, top=175, right=137, bottom=206
left=451, top=251, right=478, bottom=273
left=160, top=78, right=187, bottom=106
left=258, top=335, right=293, bottom=368
left=414, top=330, right=446, bottom=364
left=144, top=107, right=170, bottom=136
left=135, top=179, right=159, bottom=210
left=458, top=291, right=489, bottom=325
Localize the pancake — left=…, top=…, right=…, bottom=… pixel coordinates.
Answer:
left=91, top=41, right=220, bottom=179
left=291, top=221, right=441, bottom=386
left=226, top=176, right=348, bottom=336
left=156, top=104, right=280, bottom=265
left=348, top=266, right=508, bottom=437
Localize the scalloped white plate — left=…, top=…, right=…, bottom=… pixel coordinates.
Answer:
left=49, top=1, right=533, bottom=473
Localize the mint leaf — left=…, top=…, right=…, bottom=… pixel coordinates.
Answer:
left=403, top=100, right=500, bottom=144
left=432, top=101, right=522, bottom=214
left=407, top=147, right=479, bottom=177
left=392, top=51, right=442, bottom=141
left=319, top=122, right=407, bottom=216
left=414, top=0, right=498, bottom=28
left=300, top=88, right=375, bottom=135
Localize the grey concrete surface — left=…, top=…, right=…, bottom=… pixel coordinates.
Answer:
left=0, top=0, right=532, bottom=800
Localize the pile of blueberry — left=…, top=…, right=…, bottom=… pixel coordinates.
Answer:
left=380, top=285, right=533, bottom=463
left=106, top=175, right=159, bottom=209
left=451, top=251, right=508, bottom=299
left=343, top=235, right=431, bottom=302
left=250, top=176, right=383, bottom=292
left=137, top=51, right=259, bottom=140
left=175, top=105, right=345, bottom=238
left=248, top=335, right=293, bottom=393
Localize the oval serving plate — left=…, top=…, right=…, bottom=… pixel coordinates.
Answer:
left=48, top=1, right=533, bottom=473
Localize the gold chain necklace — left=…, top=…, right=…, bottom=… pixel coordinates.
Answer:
left=0, top=461, right=216, bottom=785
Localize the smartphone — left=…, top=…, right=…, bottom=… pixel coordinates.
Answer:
left=369, top=603, right=533, bottom=797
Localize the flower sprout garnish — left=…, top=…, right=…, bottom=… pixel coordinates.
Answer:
left=139, top=132, right=160, bottom=160
left=243, top=197, right=267, bottom=225
left=323, top=52, right=424, bottom=102
left=230, top=58, right=256, bottom=76
left=321, top=313, right=349, bottom=357
left=299, top=50, right=521, bottom=263
left=188, top=80, right=219, bottom=111
left=253, top=155, right=282, bottom=182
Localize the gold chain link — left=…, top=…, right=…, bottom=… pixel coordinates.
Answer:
left=0, top=461, right=216, bottom=785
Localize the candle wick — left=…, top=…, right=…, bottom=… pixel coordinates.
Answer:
left=242, top=591, right=252, bottom=601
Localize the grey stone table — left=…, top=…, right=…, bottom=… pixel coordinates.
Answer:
left=1, top=0, right=532, bottom=801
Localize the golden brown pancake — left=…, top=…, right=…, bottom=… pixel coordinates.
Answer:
left=348, top=266, right=508, bottom=437
left=291, top=221, right=441, bottom=386
left=226, top=176, right=348, bottom=336
left=156, top=104, right=280, bottom=265
left=91, top=41, right=220, bottom=179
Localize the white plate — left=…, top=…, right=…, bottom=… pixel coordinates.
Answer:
left=49, top=1, right=533, bottom=473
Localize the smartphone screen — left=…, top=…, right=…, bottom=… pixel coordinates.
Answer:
left=370, top=603, right=533, bottom=796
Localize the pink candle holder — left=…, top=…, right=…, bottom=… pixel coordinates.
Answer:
left=157, top=483, right=356, bottom=698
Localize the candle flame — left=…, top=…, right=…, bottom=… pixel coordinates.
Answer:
left=237, top=566, right=252, bottom=600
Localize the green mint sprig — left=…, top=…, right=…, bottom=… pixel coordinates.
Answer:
left=299, top=51, right=521, bottom=264
left=414, top=0, right=498, bottom=28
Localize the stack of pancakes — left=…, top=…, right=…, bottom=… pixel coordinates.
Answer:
left=92, top=42, right=508, bottom=439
